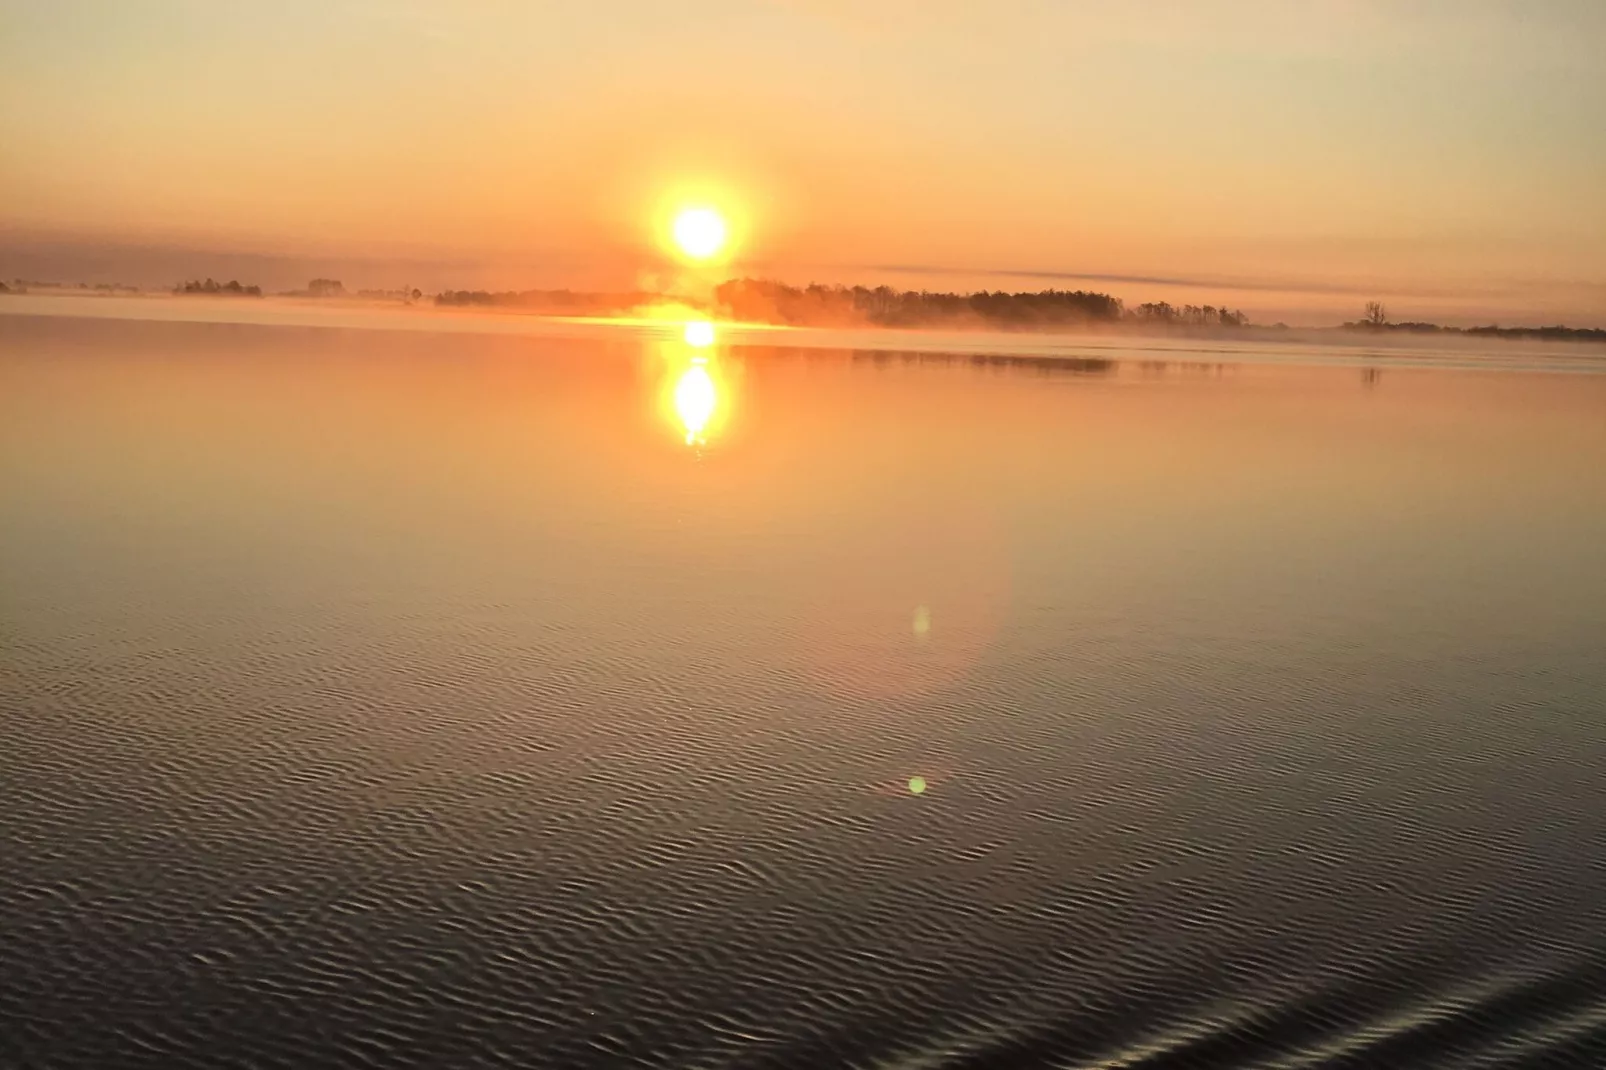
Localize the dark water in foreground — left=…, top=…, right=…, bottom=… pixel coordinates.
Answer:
left=4, top=312, right=1606, bottom=1068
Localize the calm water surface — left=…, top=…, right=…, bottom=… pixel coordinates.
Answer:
left=4, top=310, right=1606, bottom=1067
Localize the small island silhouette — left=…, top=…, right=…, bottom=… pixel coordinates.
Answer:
left=1340, top=301, right=1604, bottom=343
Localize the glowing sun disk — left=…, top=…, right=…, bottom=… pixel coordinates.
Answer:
left=673, top=207, right=727, bottom=260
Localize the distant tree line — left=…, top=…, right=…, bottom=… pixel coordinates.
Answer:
left=435, top=289, right=659, bottom=314
left=176, top=278, right=262, bottom=297
left=1343, top=302, right=1605, bottom=343
left=1130, top=301, right=1248, bottom=327
left=1462, top=325, right=1606, bottom=342
left=714, top=279, right=1150, bottom=328
left=291, top=279, right=422, bottom=301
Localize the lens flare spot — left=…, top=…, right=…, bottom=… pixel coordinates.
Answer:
left=672, top=207, right=727, bottom=260
left=908, top=776, right=928, bottom=795
left=912, top=604, right=932, bottom=640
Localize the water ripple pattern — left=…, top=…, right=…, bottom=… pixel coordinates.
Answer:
left=4, top=313, right=1606, bottom=1068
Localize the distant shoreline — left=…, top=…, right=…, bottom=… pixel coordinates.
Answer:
left=3, top=280, right=1603, bottom=344
left=5, top=291, right=1606, bottom=383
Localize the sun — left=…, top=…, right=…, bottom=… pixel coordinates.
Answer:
left=672, top=207, right=727, bottom=260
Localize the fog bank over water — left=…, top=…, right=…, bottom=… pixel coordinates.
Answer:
left=4, top=232, right=1602, bottom=331
left=4, top=293, right=1602, bottom=377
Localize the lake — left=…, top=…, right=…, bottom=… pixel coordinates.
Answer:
left=4, top=304, right=1606, bottom=1068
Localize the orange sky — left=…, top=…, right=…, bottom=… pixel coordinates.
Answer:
left=2, top=1, right=1603, bottom=325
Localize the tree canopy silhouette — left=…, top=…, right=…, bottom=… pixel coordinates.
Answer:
left=714, top=279, right=1149, bottom=328
left=712, top=279, right=1247, bottom=330
left=434, top=289, right=659, bottom=313
left=1131, top=301, right=1247, bottom=327
left=176, top=278, right=262, bottom=297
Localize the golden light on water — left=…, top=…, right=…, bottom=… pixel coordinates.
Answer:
left=659, top=320, right=733, bottom=446
left=672, top=207, right=727, bottom=260
left=674, top=363, right=718, bottom=444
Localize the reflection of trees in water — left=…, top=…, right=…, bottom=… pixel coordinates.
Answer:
left=1138, top=359, right=1231, bottom=377
left=759, top=346, right=1115, bottom=375
left=1363, top=367, right=1382, bottom=387
left=856, top=350, right=1116, bottom=376
left=748, top=346, right=1247, bottom=379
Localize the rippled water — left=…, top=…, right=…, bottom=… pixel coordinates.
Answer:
left=4, top=309, right=1606, bottom=1068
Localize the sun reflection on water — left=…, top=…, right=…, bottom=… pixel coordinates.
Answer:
left=674, top=363, right=718, bottom=444
left=661, top=321, right=730, bottom=446
left=683, top=320, right=716, bottom=348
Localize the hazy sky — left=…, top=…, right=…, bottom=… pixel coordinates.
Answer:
left=3, top=0, right=1603, bottom=323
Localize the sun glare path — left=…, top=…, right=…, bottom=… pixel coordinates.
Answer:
left=672, top=207, right=727, bottom=260
left=674, top=364, right=718, bottom=445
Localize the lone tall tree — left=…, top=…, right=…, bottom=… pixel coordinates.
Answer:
left=1365, top=301, right=1388, bottom=327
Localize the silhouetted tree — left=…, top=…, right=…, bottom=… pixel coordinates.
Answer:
left=307, top=278, right=345, bottom=297
left=1365, top=301, right=1387, bottom=327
